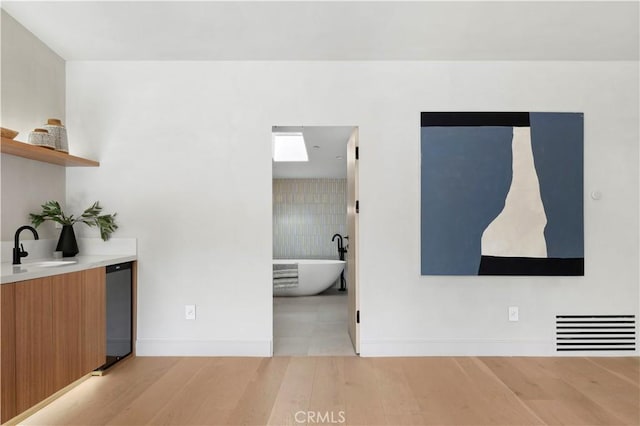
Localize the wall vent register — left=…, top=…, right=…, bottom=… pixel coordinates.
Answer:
left=556, top=315, right=636, bottom=352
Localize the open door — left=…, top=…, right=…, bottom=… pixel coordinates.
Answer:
left=347, top=128, right=360, bottom=354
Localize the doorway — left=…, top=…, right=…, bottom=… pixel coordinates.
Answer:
left=271, top=126, right=359, bottom=356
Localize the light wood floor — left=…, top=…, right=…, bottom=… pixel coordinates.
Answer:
left=19, top=356, right=639, bottom=426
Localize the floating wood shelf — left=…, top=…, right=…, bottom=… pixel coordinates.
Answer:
left=1, top=137, right=99, bottom=167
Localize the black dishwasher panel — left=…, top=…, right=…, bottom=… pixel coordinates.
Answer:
left=97, top=262, right=133, bottom=371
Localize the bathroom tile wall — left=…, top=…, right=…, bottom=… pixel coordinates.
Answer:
left=273, top=178, right=346, bottom=259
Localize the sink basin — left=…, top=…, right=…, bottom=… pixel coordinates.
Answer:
left=27, top=260, right=78, bottom=268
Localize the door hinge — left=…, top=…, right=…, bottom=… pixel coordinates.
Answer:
left=356, top=200, right=359, bottom=214
left=356, top=310, right=360, bottom=324
left=355, top=146, right=359, bottom=160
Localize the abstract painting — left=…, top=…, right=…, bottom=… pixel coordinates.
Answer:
left=421, top=112, right=583, bottom=276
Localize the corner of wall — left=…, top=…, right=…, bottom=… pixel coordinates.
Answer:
left=1, top=9, right=66, bottom=241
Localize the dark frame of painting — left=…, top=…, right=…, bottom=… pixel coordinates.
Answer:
left=420, top=112, right=584, bottom=276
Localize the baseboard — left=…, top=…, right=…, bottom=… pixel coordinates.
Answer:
left=359, top=338, right=556, bottom=356
left=135, top=338, right=272, bottom=356
left=360, top=338, right=639, bottom=357
left=136, top=338, right=636, bottom=357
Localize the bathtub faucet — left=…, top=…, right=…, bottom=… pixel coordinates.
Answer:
left=332, top=233, right=347, bottom=292
left=332, top=233, right=347, bottom=260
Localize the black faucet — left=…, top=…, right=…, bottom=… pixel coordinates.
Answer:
left=331, top=233, right=348, bottom=291
left=332, top=233, right=347, bottom=260
left=13, top=225, right=39, bottom=265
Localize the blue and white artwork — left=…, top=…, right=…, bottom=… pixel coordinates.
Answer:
left=420, top=112, right=584, bottom=276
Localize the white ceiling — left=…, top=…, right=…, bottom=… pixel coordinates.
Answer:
left=2, top=1, right=638, bottom=61
left=272, top=126, right=353, bottom=179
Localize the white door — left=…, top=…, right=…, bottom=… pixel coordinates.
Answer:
left=347, top=128, right=359, bottom=354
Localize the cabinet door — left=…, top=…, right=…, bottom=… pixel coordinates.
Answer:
left=52, top=273, right=84, bottom=392
left=14, top=277, right=55, bottom=413
left=1, top=268, right=107, bottom=421
left=83, top=267, right=106, bottom=371
left=0, top=284, right=17, bottom=423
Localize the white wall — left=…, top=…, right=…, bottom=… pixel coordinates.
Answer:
left=66, top=61, right=639, bottom=356
left=0, top=10, right=65, bottom=242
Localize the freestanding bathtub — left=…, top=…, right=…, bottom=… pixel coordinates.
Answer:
left=273, top=259, right=346, bottom=297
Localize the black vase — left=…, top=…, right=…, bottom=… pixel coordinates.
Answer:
left=56, top=225, right=79, bottom=257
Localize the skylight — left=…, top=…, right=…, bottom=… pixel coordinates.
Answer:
left=272, top=132, right=308, bottom=162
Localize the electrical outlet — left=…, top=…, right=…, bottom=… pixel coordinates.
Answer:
left=185, top=305, right=196, bottom=320
left=508, top=306, right=519, bottom=322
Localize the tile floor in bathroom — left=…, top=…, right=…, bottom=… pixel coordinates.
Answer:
left=273, top=289, right=356, bottom=356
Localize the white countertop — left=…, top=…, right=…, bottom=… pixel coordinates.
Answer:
left=2, top=254, right=137, bottom=284
left=1, top=237, right=137, bottom=284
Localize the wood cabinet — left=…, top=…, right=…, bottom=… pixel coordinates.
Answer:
left=0, top=267, right=106, bottom=423
left=14, top=276, right=55, bottom=414
left=82, top=268, right=106, bottom=371
left=51, top=273, right=83, bottom=392
left=0, top=284, right=16, bottom=424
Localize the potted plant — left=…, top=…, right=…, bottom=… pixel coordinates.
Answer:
left=30, top=201, right=118, bottom=257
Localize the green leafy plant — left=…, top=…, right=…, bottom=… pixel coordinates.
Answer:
left=30, top=200, right=118, bottom=241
